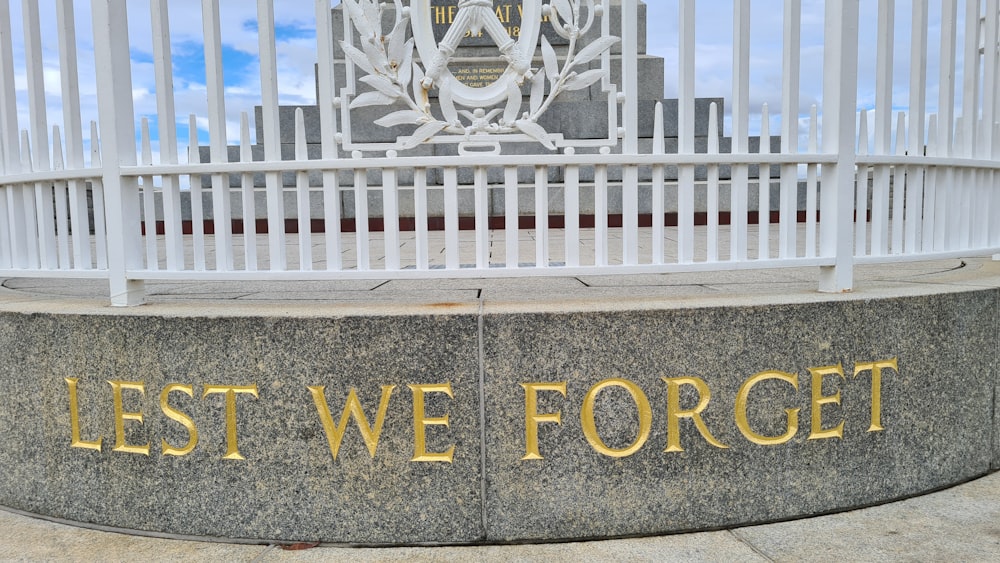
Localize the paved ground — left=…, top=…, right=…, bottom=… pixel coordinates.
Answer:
left=0, top=471, right=997, bottom=562
left=3, top=255, right=999, bottom=316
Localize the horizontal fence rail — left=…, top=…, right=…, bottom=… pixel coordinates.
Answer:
left=0, top=0, right=999, bottom=305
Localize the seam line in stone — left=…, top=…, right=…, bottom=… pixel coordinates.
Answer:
left=477, top=293, right=488, bottom=539
left=250, top=545, right=278, bottom=562
left=729, top=529, right=777, bottom=562
left=993, top=288, right=999, bottom=471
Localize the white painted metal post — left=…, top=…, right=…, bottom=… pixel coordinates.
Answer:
left=904, top=0, right=928, bottom=253
left=295, top=108, right=313, bottom=270
left=0, top=0, right=22, bottom=268
left=203, top=0, right=233, bottom=271
left=354, top=156, right=370, bottom=271
left=92, top=0, right=144, bottom=305
left=621, top=0, right=639, bottom=265
left=504, top=166, right=519, bottom=268
left=315, top=0, right=343, bottom=270
left=938, top=0, right=958, bottom=158
left=759, top=103, right=771, bottom=259
left=56, top=0, right=90, bottom=270
left=23, top=0, right=57, bottom=269
left=22, top=1, right=47, bottom=172
left=0, top=0, right=15, bottom=170
left=150, top=0, right=184, bottom=271
left=982, top=0, right=999, bottom=160
left=677, top=0, right=696, bottom=264
left=534, top=166, right=549, bottom=268
left=384, top=154, right=401, bottom=271
left=444, top=167, right=459, bottom=269
left=871, top=0, right=895, bottom=257
left=819, top=0, right=859, bottom=293
left=959, top=1, right=980, bottom=254
left=651, top=103, right=665, bottom=264
left=707, top=103, right=720, bottom=262
left=779, top=0, right=801, bottom=259
left=239, top=113, right=258, bottom=271
left=961, top=0, right=981, bottom=158
left=731, top=0, right=751, bottom=262
left=474, top=166, right=488, bottom=269
left=259, top=0, right=287, bottom=270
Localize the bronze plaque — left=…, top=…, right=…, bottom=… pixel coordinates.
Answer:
left=429, top=0, right=569, bottom=47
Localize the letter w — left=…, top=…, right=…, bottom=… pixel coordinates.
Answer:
left=308, top=386, right=395, bottom=460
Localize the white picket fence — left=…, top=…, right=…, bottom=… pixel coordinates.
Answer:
left=0, top=0, right=999, bottom=306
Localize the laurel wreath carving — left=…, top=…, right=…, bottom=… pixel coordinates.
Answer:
left=340, top=0, right=619, bottom=150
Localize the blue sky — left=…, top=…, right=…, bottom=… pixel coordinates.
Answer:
left=2, top=1, right=972, bottom=166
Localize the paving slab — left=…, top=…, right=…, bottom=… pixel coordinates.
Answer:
left=733, top=472, right=1000, bottom=562
left=1, top=473, right=998, bottom=561
left=0, top=510, right=269, bottom=562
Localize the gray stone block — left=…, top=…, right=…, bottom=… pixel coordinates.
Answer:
left=0, top=284, right=996, bottom=544
left=318, top=0, right=661, bottom=149
left=481, top=291, right=997, bottom=541
left=0, top=312, right=484, bottom=544
left=255, top=98, right=724, bottom=150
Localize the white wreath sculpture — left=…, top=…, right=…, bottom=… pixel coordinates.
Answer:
left=340, top=0, right=620, bottom=149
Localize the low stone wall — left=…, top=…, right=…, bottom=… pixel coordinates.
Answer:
left=0, top=287, right=996, bottom=544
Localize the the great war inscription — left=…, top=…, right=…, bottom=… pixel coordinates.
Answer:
left=429, top=0, right=568, bottom=44
left=432, top=0, right=563, bottom=87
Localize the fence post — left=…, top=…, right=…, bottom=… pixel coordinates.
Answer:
left=0, top=0, right=18, bottom=174
left=92, top=0, right=144, bottom=306
left=621, top=0, right=639, bottom=265
left=818, top=0, right=859, bottom=293
left=0, top=0, right=19, bottom=269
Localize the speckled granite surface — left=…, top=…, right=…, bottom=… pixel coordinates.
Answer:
left=482, top=292, right=996, bottom=541
left=0, top=259, right=996, bottom=544
left=0, top=314, right=483, bottom=544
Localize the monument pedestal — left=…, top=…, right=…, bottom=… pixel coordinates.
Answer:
left=0, top=264, right=996, bottom=544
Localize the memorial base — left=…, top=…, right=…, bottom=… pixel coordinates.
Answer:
left=0, top=264, right=996, bottom=545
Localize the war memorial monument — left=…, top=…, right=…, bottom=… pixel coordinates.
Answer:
left=0, top=0, right=998, bottom=547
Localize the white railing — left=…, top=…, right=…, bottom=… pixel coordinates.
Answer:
left=1, top=0, right=999, bottom=306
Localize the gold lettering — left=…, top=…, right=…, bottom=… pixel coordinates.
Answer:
left=449, top=5, right=457, bottom=23
left=662, top=377, right=728, bottom=452
left=409, top=383, right=455, bottom=463
left=434, top=5, right=447, bottom=25
left=202, top=385, right=259, bottom=460
left=65, top=378, right=102, bottom=452
left=108, top=380, right=150, bottom=456
left=520, top=382, right=567, bottom=460
left=308, top=385, right=395, bottom=460
left=808, top=364, right=846, bottom=440
left=735, top=371, right=800, bottom=446
left=496, top=5, right=505, bottom=22
left=853, top=357, right=898, bottom=432
left=580, top=378, right=652, bottom=458
left=160, top=383, right=198, bottom=457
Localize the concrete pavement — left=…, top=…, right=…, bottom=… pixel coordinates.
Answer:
left=0, top=471, right=998, bottom=561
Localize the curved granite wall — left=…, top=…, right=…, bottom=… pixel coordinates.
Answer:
left=0, top=287, right=996, bottom=545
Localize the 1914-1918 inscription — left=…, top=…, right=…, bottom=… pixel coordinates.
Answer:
left=430, top=0, right=567, bottom=86
left=430, top=0, right=567, bottom=45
